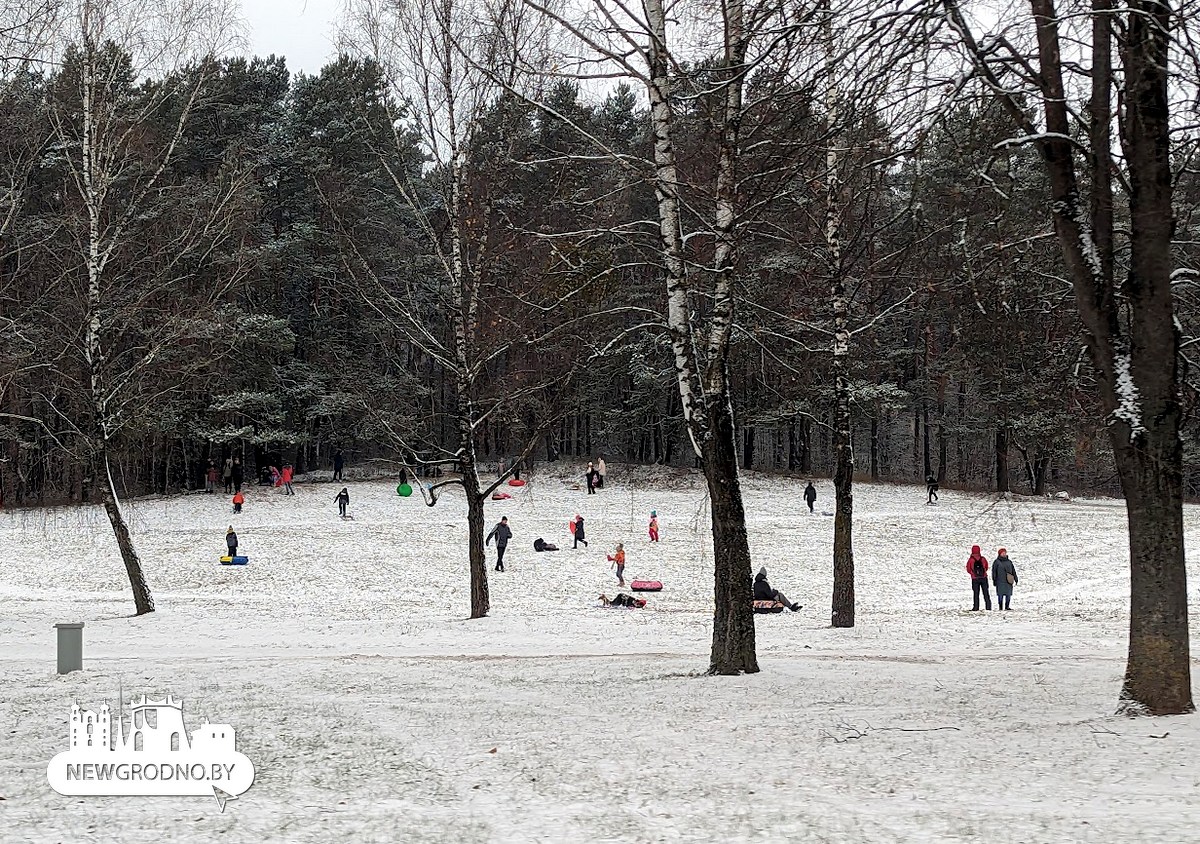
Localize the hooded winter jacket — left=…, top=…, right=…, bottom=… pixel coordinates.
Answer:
left=966, top=546, right=989, bottom=580
left=753, top=567, right=775, bottom=601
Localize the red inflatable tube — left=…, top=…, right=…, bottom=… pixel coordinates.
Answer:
left=507, top=479, right=527, bottom=487
left=631, top=580, right=662, bottom=592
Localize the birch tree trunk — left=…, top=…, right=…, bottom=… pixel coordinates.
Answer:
left=644, top=0, right=758, bottom=673
left=826, top=0, right=854, bottom=628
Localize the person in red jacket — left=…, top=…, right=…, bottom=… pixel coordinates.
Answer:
left=281, top=464, right=295, bottom=496
left=967, top=544, right=992, bottom=611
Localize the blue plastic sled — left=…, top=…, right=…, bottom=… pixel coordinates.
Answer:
left=220, top=555, right=249, bottom=565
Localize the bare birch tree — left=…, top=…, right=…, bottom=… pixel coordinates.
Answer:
left=46, top=0, right=241, bottom=614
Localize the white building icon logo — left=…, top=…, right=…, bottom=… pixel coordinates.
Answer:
left=47, top=695, right=255, bottom=810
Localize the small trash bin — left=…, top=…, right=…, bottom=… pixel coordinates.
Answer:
left=54, top=622, right=84, bottom=674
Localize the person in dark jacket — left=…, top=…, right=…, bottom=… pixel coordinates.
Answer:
left=226, top=526, right=238, bottom=558
left=487, top=516, right=513, bottom=571
left=926, top=473, right=939, bottom=504
left=334, top=487, right=350, bottom=518
left=967, top=544, right=991, bottom=610
left=232, top=458, right=244, bottom=493
left=572, top=515, right=588, bottom=549
left=753, top=567, right=800, bottom=612
left=333, top=450, right=344, bottom=481
left=992, top=548, right=1018, bottom=610
left=803, top=482, right=817, bottom=513
left=585, top=462, right=598, bottom=494
left=533, top=537, right=559, bottom=552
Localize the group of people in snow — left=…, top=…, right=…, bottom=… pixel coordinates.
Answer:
left=965, top=545, right=1019, bottom=610
left=584, top=456, right=607, bottom=494
left=207, top=457, right=244, bottom=494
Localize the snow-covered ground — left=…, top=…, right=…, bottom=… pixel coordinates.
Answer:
left=1, top=467, right=1198, bottom=842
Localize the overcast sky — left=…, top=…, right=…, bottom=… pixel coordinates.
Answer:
left=241, top=0, right=342, bottom=76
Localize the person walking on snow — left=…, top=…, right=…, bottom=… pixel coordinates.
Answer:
left=487, top=516, right=513, bottom=571
left=222, top=457, right=234, bottom=494
left=572, top=515, right=588, bottom=549
left=585, top=462, right=598, bottom=494
left=648, top=511, right=659, bottom=542
left=803, top=482, right=817, bottom=513
left=926, top=473, right=939, bottom=504
left=282, top=464, right=295, bottom=495
left=232, top=491, right=244, bottom=513
left=754, top=567, right=801, bottom=612
left=333, top=450, right=344, bottom=481
left=597, top=455, right=607, bottom=489
left=992, top=548, right=1018, bottom=610
left=226, top=526, right=238, bottom=558
left=608, top=543, right=626, bottom=586
left=967, top=545, right=992, bottom=610
left=334, top=487, right=350, bottom=518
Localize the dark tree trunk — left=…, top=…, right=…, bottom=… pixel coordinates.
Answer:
left=831, top=384, right=854, bottom=628
left=937, top=424, right=947, bottom=484
left=702, top=397, right=759, bottom=675
left=956, top=381, right=967, bottom=483
left=869, top=412, right=879, bottom=480
left=1033, top=455, right=1050, bottom=495
left=98, top=451, right=154, bottom=615
left=799, top=417, right=812, bottom=473
left=788, top=419, right=798, bottom=470
left=995, top=427, right=1009, bottom=493
left=460, top=462, right=490, bottom=619
left=922, top=404, right=932, bottom=479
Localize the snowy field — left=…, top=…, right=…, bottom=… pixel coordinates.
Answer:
left=2, top=466, right=1199, bottom=842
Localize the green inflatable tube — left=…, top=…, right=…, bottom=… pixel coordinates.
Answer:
left=397, top=483, right=413, bottom=497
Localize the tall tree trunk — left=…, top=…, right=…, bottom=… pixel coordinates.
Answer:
left=461, top=463, right=489, bottom=619
left=703, top=397, right=758, bottom=674
left=995, top=427, right=1009, bottom=493
left=645, top=0, right=757, bottom=673
left=98, top=450, right=154, bottom=615
left=826, top=0, right=854, bottom=628
left=870, top=413, right=880, bottom=480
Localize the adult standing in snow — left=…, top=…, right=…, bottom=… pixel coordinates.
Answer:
left=597, top=455, right=607, bottom=489
left=333, top=450, right=344, bottom=481
left=992, top=548, right=1018, bottom=610
left=282, top=464, right=295, bottom=495
left=205, top=462, right=219, bottom=493
left=803, top=481, right=817, bottom=513
left=487, top=516, right=512, bottom=571
left=926, top=473, right=939, bottom=504
left=753, top=567, right=801, bottom=612
left=585, top=462, right=598, bottom=494
left=232, top=458, right=244, bottom=493
left=222, top=457, right=234, bottom=494
left=572, top=514, right=588, bottom=549
left=334, top=487, right=350, bottom=518
left=226, top=526, right=238, bottom=559
left=967, top=545, right=991, bottom=610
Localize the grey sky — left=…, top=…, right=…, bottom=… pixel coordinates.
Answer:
left=241, top=0, right=342, bottom=76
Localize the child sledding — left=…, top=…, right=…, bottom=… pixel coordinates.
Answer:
left=599, top=593, right=646, bottom=608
